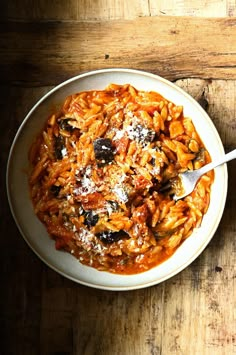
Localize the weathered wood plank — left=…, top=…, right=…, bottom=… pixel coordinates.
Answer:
left=77, top=0, right=150, bottom=20
left=227, top=0, right=236, bottom=16
left=1, top=0, right=150, bottom=21
left=2, top=0, right=236, bottom=20
left=151, top=0, right=236, bottom=17
left=2, top=80, right=235, bottom=354
left=2, top=3, right=236, bottom=355
left=1, top=0, right=78, bottom=21
left=0, top=85, right=54, bottom=355
left=1, top=17, right=236, bottom=86
left=175, top=79, right=236, bottom=149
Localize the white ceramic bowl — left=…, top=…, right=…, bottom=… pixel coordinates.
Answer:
left=6, top=69, right=227, bottom=290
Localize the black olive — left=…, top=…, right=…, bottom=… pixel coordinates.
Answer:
left=50, top=185, right=61, bottom=197
left=54, top=135, right=65, bottom=160
left=59, top=118, right=75, bottom=132
left=96, top=230, right=129, bottom=244
left=93, top=138, right=114, bottom=164
left=84, top=211, right=99, bottom=228
left=150, top=157, right=155, bottom=166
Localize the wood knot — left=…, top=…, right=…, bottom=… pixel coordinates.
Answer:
left=215, top=266, right=223, bottom=272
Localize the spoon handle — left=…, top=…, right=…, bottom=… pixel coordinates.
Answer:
left=199, top=148, right=236, bottom=175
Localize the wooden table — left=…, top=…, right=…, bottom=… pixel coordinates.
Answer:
left=1, top=1, right=236, bottom=354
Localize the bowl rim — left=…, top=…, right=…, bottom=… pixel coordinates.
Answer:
left=6, top=68, right=228, bottom=291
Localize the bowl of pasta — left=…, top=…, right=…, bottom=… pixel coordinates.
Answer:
left=7, top=68, right=227, bottom=290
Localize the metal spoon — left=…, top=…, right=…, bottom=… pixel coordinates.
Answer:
left=173, top=148, right=236, bottom=200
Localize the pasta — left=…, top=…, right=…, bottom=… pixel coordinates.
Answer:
left=29, top=83, right=214, bottom=274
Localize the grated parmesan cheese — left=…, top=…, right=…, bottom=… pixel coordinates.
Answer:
left=73, top=165, right=97, bottom=196
left=113, top=184, right=129, bottom=203
left=61, top=147, right=67, bottom=157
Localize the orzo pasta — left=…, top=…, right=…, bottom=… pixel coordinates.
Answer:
left=29, top=83, right=214, bottom=274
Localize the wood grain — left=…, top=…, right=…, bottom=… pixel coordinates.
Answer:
left=1, top=2, right=236, bottom=354
left=1, top=16, right=236, bottom=86
left=176, top=78, right=236, bottom=149
left=77, top=0, right=150, bottom=20
left=1, top=0, right=150, bottom=21
left=150, top=0, right=236, bottom=17
left=1, top=80, right=236, bottom=354
left=2, top=0, right=236, bottom=20
left=1, top=0, right=78, bottom=21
